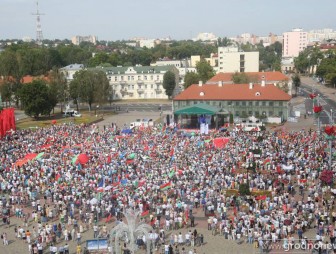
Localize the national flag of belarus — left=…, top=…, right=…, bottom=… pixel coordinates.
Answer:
left=263, top=158, right=271, bottom=166
left=160, top=182, right=171, bottom=191
left=141, top=210, right=149, bottom=217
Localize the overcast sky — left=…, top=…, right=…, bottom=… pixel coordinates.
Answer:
left=1, top=0, right=336, bottom=41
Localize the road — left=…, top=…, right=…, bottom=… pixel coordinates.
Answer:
left=300, top=77, right=336, bottom=125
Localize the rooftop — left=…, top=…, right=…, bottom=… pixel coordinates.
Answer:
left=174, top=83, right=291, bottom=101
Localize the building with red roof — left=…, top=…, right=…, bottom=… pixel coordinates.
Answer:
left=173, top=81, right=291, bottom=125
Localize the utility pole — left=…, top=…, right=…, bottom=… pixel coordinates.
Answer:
left=325, top=109, right=335, bottom=169
left=31, top=1, right=45, bottom=46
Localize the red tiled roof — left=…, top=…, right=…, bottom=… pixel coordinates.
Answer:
left=174, top=83, right=291, bottom=101
left=0, top=75, right=50, bottom=85
left=207, top=71, right=289, bottom=83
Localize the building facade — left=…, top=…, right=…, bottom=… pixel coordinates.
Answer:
left=99, top=66, right=179, bottom=100
left=59, top=64, right=84, bottom=82
left=173, top=82, right=291, bottom=120
left=282, top=29, right=308, bottom=57
left=217, top=47, right=259, bottom=73
left=71, top=35, right=97, bottom=45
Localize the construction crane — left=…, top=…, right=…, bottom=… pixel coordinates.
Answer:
left=31, top=1, right=45, bottom=46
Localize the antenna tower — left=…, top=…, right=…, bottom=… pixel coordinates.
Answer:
left=31, top=1, right=45, bottom=45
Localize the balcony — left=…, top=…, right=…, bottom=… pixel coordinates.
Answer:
left=137, top=80, right=143, bottom=84
left=137, top=88, right=144, bottom=93
left=120, top=88, right=128, bottom=94
left=120, top=81, right=127, bottom=85
left=155, top=80, right=161, bottom=84
left=155, top=89, right=162, bottom=93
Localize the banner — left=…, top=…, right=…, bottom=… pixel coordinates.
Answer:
left=0, top=108, right=16, bottom=137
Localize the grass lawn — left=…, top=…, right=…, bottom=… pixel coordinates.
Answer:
left=16, top=112, right=109, bottom=130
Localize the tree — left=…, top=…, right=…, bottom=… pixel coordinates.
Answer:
left=70, top=70, right=110, bottom=111
left=292, top=74, right=301, bottom=95
left=162, top=71, right=176, bottom=99
left=184, top=72, right=199, bottom=89
left=49, top=68, right=67, bottom=113
left=19, top=80, right=53, bottom=119
left=196, top=59, right=215, bottom=83
left=232, top=72, right=250, bottom=84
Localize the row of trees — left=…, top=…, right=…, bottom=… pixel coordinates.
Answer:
left=294, top=47, right=336, bottom=86
left=7, top=69, right=111, bottom=119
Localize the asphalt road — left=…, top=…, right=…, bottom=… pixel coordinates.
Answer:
left=300, top=82, right=336, bottom=125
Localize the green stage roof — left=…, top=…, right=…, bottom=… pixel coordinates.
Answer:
left=174, top=103, right=220, bottom=115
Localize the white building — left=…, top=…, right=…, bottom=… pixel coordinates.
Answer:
left=217, top=47, right=259, bottom=73
left=308, top=28, right=336, bottom=43
left=282, top=28, right=308, bottom=58
left=59, top=64, right=84, bottom=82
left=98, top=66, right=179, bottom=100
left=71, top=35, right=97, bottom=45
left=193, top=32, right=218, bottom=41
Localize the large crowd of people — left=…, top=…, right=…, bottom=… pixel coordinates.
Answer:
left=0, top=122, right=335, bottom=254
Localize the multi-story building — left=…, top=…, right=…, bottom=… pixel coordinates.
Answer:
left=193, top=32, right=218, bottom=42
left=99, top=66, right=179, bottom=100
left=282, top=29, right=308, bottom=57
left=71, top=35, right=97, bottom=45
left=173, top=81, right=291, bottom=121
left=217, top=47, right=259, bottom=73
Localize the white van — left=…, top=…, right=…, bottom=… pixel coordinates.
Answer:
left=130, top=119, right=153, bottom=129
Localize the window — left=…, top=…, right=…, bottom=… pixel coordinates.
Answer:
left=235, top=111, right=240, bottom=116
left=144, top=76, right=147, bottom=80
left=138, top=85, right=141, bottom=89
left=150, top=75, right=153, bottom=80
left=240, top=54, right=245, bottom=61
left=228, top=101, right=232, bottom=106
left=249, top=101, right=253, bottom=106
left=157, top=75, right=159, bottom=80
left=138, top=76, right=141, bottom=80
left=262, top=101, right=266, bottom=106
left=128, top=76, right=131, bottom=81
left=151, top=84, right=153, bottom=89
left=131, top=76, right=134, bottom=81
left=145, top=85, right=147, bottom=89
left=131, top=85, right=134, bottom=89
left=240, top=62, right=245, bottom=68
left=240, top=68, right=245, bottom=72
left=242, top=101, right=246, bottom=106
left=269, top=102, right=274, bottom=106
left=114, top=77, right=117, bottom=81
left=269, top=111, right=273, bottom=116
left=279, top=111, right=283, bottom=116
left=121, top=76, right=124, bottom=81
left=255, top=111, right=259, bottom=117
left=248, top=111, right=253, bottom=116
left=279, top=101, right=283, bottom=106
left=255, top=101, right=259, bottom=106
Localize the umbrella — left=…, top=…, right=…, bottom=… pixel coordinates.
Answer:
left=128, top=153, right=136, bottom=159
left=284, top=219, right=292, bottom=226
left=51, top=120, right=57, bottom=125
left=77, top=154, right=89, bottom=165
left=121, top=129, right=132, bottom=134
left=90, top=198, right=98, bottom=205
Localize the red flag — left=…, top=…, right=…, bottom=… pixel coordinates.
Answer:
left=105, top=213, right=112, bottom=223
left=170, top=148, right=174, bottom=157
left=107, top=155, right=111, bottom=164
left=141, top=210, right=149, bottom=217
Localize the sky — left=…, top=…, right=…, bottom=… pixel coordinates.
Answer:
left=1, top=0, right=336, bottom=41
